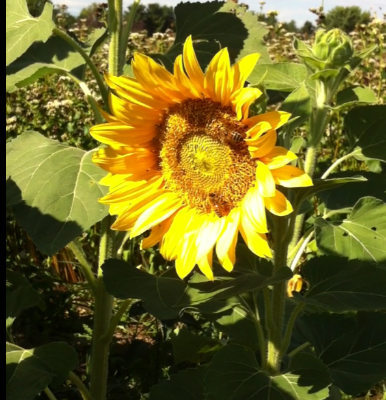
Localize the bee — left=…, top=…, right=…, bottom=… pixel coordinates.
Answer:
left=208, top=193, right=222, bottom=218
left=228, top=131, right=244, bottom=144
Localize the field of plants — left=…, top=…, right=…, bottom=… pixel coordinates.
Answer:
left=6, top=1, right=386, bottom=400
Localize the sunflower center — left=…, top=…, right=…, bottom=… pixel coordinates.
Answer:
left=158, top=99, right=257, bottom=216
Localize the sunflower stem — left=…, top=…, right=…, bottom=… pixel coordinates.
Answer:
left=119, top=0, right=141, bottom=75
left=108, top=0, right=123, bottom=76
left=68, top=372, right=93, bottom=400
left=100, top=299, right=131, bottom=344
left=89, top=217, right=115, bottom=400
left=267, top=216, right=289, bottom=375
left=67, top=240, right=97, bottom=296
left=52, top=27, right=108, bottom=106
left=253, top=293, right=268, bottom=370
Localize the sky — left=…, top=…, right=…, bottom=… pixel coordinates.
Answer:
left=51, top=0, right=384, bottom=27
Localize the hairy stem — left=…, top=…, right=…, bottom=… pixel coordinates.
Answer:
left=321, top=150, right=360, bottom=179
left=108, top=0, right=123, bottom=76
left=119, top=0, right=141, bottom=75
left=100, top=299, right=131, bottom=344
left=288, top=342, right=311, bottom=358
left=279, top=302, right=305, bottom=358
left=53, top=27, right=108, bottom=105
left=89, top=217, right=115, bottom=400
left=67, top=240, right=97, bottom=296
left=68, top=372, right=93, bottom=400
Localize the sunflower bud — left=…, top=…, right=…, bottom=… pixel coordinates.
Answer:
left=313, top=29, right=354, bottom=68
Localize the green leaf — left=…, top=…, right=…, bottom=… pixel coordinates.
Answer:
left=149, top=366, right=206, bottom=400
left=7, top=29, right=107, bottom=92
left=205, top=344, right=330, bottom=399
left=309, top=69, right=340, bottom=81
left=6, top=269, right=45, bottom=329
left=6, top=342, right=78, bottom=400
left=293, top=38, right=325, bottom=71
left=252, top=63, right=309, bottom=92
left=294, top=175, right=367, bottom=208
left=317, top=171, right=386, bottom=210
left=344, top=105, right=386, bottom=162
left=315, top=197, right=386, bottom=263
left=293, top=256, right=386, bottom=311
left=149, top=1, right=270, bottom=72
left=175, top=267, right=292, bottom=307
left=6, top=0, right=55, bottom=66
left=102, top=259, right=186, bottom=319
left=296, top=312, right=386, bottom=395
left=335, top=86, right=377, bottom=109
left=6, top=132, right=108, bottom=256
left=171, top=329, right=221, bottom=364
left=281, top=83, right=312, bottom=131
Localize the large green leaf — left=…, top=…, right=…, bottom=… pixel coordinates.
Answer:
left=7, top=28, right=107, bottom=92
left=171, top=329, right=221, bottom=364
left=6, top=132, right=108, bottom=256
left=293, top=256, right=386, bottom=311
left=175, top=267, right=292, bottom=307
left=344, top=105, right=386, bottom=162
left=315, top=197, right=386, bottom=263
left=317, top=172, right=386, bottom=210
left=335, top=86, right=377, bottom=109
left=296, top=312, right=386, bottom=395
left=6, top=0, right=55, bottom=66
left=205, top=344, right=330, bottom=400
left=149, top=366, right=206, bottom=399
left=251, top=63, right=310, bottom=92
left=148, top=1, right=270, bottom=72
left=102, top=259, right=186, bottom=319
left=6, top=269, right=45, bottom=330
left=281, top=82, right=312, bottom=131
left=6, top=342, right=78, bottom=400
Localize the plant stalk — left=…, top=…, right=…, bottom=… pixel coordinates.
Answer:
left=53, top=27, right=108, bottom=105
left=108, top=0, right=123, bottom=76
left=279, top=302, right=305, bottom=358
left=68, top=372, right=93, bottom=400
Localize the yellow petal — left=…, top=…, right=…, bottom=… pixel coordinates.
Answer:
left=239, top=215, right=272, bottom=258
left=197, top=250, right=214, bottom=281
left=111, top=189, right=170, bottom=230
left=256, top=161, right=276, bottom=197
left=104, top=72, right=168, bottom=109
left=173, top=55, right=202, bottom=99
left=264, top=189, right=293, bottom=216
left=175, top=212, right=203, bottom=279
left=244, top=111, right=291, bottom=130
left=231, top=53, right=260, bottom=93
left=100, top=176, right=162, bottom=204
left=216, top=208, right=240, bottom=272
left=130, top=193, right=183, bottom=237
left=205, top=48, right=231, bottom=105
left=92, top=146, right=157, bottom=175
left=90, top=123, right=156, bottom=146
left=141, top=213, right=175, bottom=249
left=287, top=274, right=303, bottom=297
left=260, top=146, right=297, bottom=170
left=195, top=214, right=224, bottom=262
left=231, top=88, right=262, bottom=120
left=183, top=36, right=205, bottom=95
left=248, top=130, right=277, bottom=157
left=245, top=121, right=272, bottom=141
left=241, top=187, right=268, bottom=233
left=272, top=166, right=313, bottom=188
left=160, top=207, right=190, bottom=260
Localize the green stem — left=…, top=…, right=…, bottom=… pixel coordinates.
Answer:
left=119, top=0, right=141, bottom=75
left=79, top=82, right=104, bottom=124
left=67, top=240, right=97, bottom=296
left=288, top=342, right=311, bottom=358
left=89, top=217, right=115, bottom=400
left=267, top=216, right=289, bottom=375
left=279, top=302, right=305, bottom=358
left=68, top=372, right=93, bottom=400
left=108, top=0, right=123, bottom=76
left=289, top=229, right=314, bottom=271
left=263, top=287, right=274, bottom=336
left=100, top=299, right=131, bottom=343
left=252, top=294, right=267, bottom=370
left=44, top=388, right=58, bottom=400
left=321, top=150, right=360, bottom=179
left=53, top=27, right=108, bottom=105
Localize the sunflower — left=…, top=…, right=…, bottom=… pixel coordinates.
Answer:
left=91, top=36, right=312, bottom=280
